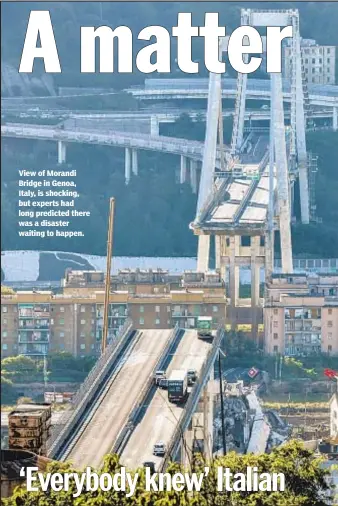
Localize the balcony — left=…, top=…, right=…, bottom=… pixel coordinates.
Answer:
left=18, top=343, right=49, bottom=356
left=172, top=311, right=198, bottom=318
left=18, top=330, right=50, bottom=343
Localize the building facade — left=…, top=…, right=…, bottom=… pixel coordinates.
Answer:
left=1, top=270, right=226, bottom=358
left=264, top=273, right=338, bottom=356
left=283, top=39, right=336, bottom=85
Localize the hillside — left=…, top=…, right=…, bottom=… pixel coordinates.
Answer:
left=1, top=122, right=338, bottom=258
left=1, top=2, right=338, bottom=94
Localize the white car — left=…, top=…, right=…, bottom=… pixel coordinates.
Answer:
left=153, top=441, right=166, bottom=456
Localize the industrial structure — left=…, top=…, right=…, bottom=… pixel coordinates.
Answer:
left=190, top=8, right=329, bottom=342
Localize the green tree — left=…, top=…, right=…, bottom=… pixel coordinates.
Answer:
left=5, top=441, right=331, bottom=505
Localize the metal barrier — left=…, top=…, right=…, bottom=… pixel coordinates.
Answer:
left=160, top=326, right=225, bottom=471
left=233, top=150, right=269, bottom=224
left=47, top=319, right=133, bottom=457
left=112, top=324, right=180, bottom=455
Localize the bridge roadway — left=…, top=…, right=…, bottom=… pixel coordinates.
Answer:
left=1, top=106, right=333, bottom=123
left=1, top=123, right=226, bottom=164
left=197, top=134, right=271, bottom=230
left=120, top=329, right=212, bottom=470
left=132, top=78, right=338, bottom=108
left=2, top=78, right=337, bottom=108
left=64, top=329, right=172, bottom=469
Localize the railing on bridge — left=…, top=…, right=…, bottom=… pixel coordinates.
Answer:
left=233, top=150, right=270, bottom=224
left=47, top=319, right=133, bottom=457
left=112, top=323, right=181, bottom=455
left=160, top=326, right=225, bottom=471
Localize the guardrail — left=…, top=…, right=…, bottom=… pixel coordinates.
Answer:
left=47, top=319, right=133, bottom=458
left=160, top=326, right=225, bottom=471
left=233, top=151, right=269, bottom=224
left=112, top=324, right=181, bottom=455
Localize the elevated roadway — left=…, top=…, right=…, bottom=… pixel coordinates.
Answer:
left=63, top=329, right=173, bottom=469
left=1, top=106, right=333, bottom=123
left=131, top=78, right=338, bottom=109
left=120, top=329, right=212, bottom=470
left=1, top=123, right=227, bottom=165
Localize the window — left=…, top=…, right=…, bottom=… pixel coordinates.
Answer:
left=50, top=318, right=54, bottom=325
left=91, top=344, right=95, bottom=350
left=155, top=306, right=160, bottom=313
left=328, top=333, right=333, bottom=340
left=273, top=321, right=278, bottom=328
left=81, top=319, right=86, bottom=325
left=140, top=306, right=144, bottom=313
left=80, top=344, right=86, bottom=350
left=139, top=317, right=144, bottom=325
left=328, top=345, right=332, bottom=352
left=59, top=332, right=65, bottom=338
left=273, top=345, right=278, bottom=353
left=2, top=344, right=8, bottom=351
left=167, top=320, right=171, bottom=324
left=2, top=319, right=7, bottom=325
left=273, top=309, right=278, bottom=315
left=154, top=287, right=159, bottom=294
left=273, top=333, right=278, bottom=339
left=328, top=321, right=333, bottom=328
left=59, top=318, right=65, bottom=325
left=80, top=332, right=85, bottom=338
left=167, top=306, right=171, bottom=313
left=81, top=306, right=86, bottom=313
left=60, top=306, right=65, bottom=313
left=212, top=306, right=218, bottom=313
left=312, top=58, right=316, bottom=64
left=2, top=306, right=7, bottom=313
left=155, top=319, right=160, bottom=325
left=2, top=331, right=7, bottom=338
left=328, top=308, right=333, bottom=315
left=91, top=319, right=95, bottom=325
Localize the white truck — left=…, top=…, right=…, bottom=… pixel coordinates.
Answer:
left=167, top=370, right=188, bottom=403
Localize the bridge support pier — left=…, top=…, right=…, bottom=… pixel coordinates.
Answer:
left=333, top=107, right=338, bottom=131
left=181, top=426, right=193, bottom=470
left=190, top=159, right=198, bottom=193
left=250, top=236, right=261, bottom=343
left=125, top=147, right=131, bottom=184
left=218, top=233, right=264, bottom=343
left=57, top=141, right=66, bottom=164
left=180, top=155, right=188, bottom=184
left=150, top=116, right=160, bottom=136
left=197, top=235, right=210, bottom=272
left=131, top=149, right=138, bottom=176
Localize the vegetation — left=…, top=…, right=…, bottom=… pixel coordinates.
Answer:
left=0, top=353, right=96, bottom=404
left=1, top=285, right=15, bottom=294
left=2, top=117, right=338, bottom=258
left=222, top=331, right=338, bottom=380
left=3, top=441, right=331, bottom=505
left=2, top=2, right=338, bottom=90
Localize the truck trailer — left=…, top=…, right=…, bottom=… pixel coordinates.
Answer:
left=167, top=370, right=188, bottom=403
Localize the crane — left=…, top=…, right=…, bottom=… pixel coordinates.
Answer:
left=101, top=197, right=115, bottom=353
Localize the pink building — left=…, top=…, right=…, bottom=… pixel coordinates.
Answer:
left=264, top=274, right=338, bottom=356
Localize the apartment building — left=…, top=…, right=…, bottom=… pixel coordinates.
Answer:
left=283, top=38, right=336, bottom=85
left=264, top=273, right=338, bottom=356
left=1, top=270, right=226, bottom=358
